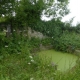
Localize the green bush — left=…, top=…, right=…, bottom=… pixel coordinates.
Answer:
left=29, top=37, right=41, bottom=48
left=53, top=31, right=80, bottom=53
left=41, top=38, right=53, bottom=46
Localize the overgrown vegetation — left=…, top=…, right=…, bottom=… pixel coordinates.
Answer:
left=0, top=0, right=80, bottom=80
left=0, top=33, right=56, bottom=80
left=0, top=33, right=80, bottom=80
left=32, top=19, right=80, bottom=53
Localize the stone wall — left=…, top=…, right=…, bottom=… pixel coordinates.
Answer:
left=28, top=27, right=47, bottom=39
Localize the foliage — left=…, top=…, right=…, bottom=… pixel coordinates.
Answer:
left=75, top=23, right=80, bottom=33
left=0, top=31, right=28, bottom=54
left=0, top=0, right=16, bottom=17
left=0, top=33, right=57, bottom=80
left=52, top=31, right=80, bottom=53
left=0, top=37, right=80, bottom=80
left=0, top=0, right=69, bottom=30
left=0, top=25, right=80, bottom=80
left=32, top=19, right=64, bottom=37
left=31, top=19, right=80, bottom=53
left=0, top=0, right=80, bottom=79
left=41, top=38, right=53, bottom=46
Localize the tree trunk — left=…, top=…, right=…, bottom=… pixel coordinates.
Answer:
left=6, top=24, right=11, bottom=37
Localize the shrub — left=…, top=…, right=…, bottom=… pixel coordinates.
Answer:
left=52, top=31, right=80, bottom=53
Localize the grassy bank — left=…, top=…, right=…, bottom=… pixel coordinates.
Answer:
left=0, top=48, right=80, bottom=80
left=0, top=32, right=80, bottom=80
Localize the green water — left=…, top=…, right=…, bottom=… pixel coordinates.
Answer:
left=38, top=50, right=78, bottom=72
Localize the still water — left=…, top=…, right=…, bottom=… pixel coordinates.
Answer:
left=38, top=50, right=78, bottom=72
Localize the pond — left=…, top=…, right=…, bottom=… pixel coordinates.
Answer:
left=38, top=50, right=78, bottom=72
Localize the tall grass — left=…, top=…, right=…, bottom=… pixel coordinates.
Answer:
left=0, top=31, right=80, bottom=80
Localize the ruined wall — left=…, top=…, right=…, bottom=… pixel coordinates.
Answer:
left=28, top=27, right=47, bottom=39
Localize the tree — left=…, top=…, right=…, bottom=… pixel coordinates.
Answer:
left=0, top=0, right=17, bottom=37
left=15, top=0, right=69, bottom=28
left=0, top=0, right=16, bottom=17
left=43, top=0, right=69, bottom=20
left=15, top=0, right=48, bottom=28
left=0, top=0, right=69, bottom=37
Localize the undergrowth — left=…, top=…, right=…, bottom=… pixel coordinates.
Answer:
left=0, top=31, right=80, bottom=80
